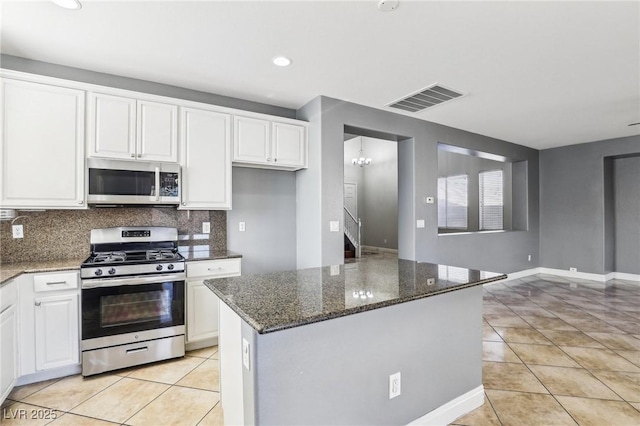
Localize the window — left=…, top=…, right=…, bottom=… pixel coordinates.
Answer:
left=438, top=174, right=468, bottom=229
left=479, top=170, right=504, bottom=230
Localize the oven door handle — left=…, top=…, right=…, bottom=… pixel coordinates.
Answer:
left=81, top=273, right=186, bottom=289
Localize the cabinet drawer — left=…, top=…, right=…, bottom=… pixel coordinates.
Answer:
left=187, top=259, right=241, bottom=279
left=33, top=272, right=79, bottom=293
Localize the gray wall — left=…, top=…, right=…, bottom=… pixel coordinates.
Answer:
left=344, top=137, right=398, bottom=250
left=227, top=168, right=297, bottom=275
left=540, top=135, right=640, bottom=275
left=438, top=150, right=513, bottom=232
left=245, top=286, right=483, bottom=425
left=614, top=156, right=640, bottom=274
left=1, top=54, right=295, bottom=118
left=299, top=96, right=540, bottom=274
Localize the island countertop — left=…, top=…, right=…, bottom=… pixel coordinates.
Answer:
left=205, top=258, right=506, bottom=334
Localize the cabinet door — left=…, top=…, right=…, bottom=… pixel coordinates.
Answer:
left=34, top=293, right=79, bottom=371
left=233, top=116, right=270, bottom=164
left=1, top=79, right=85, bottom=208
left=186, top=280, right=220, bottom=343
left=0, top=305, right=17, bottom=404
left=180, top=108, right=232, bottom=210
left=137, top=100, right=178, bottom=162
left=272, top=122, right=306, bottom=168
left=87, top=92, right=136, bottom=160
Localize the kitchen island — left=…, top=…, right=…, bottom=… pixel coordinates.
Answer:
left=205, top=258, right=506, bottom=425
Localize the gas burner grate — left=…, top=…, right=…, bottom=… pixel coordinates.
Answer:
left=94, top=251, right=127, bottom=263
left=146, top=249, right=178, bottom=261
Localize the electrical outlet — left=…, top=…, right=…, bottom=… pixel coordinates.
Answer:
left=12, top=224, right=24, bottom=239
left=427, top=278, right=435, bottom=286
left=416, top=220, right=425, bottom=228
left=202, top=222, right=211, bottom=234
left=569, top=267, right=577, bottom=272
left=330, top=221, right=340, bottom=232
left=239, top=222, right=246, bottom=232
left=242, top=338, right=250, bottom=370
left=528, top=254, right=532, bottom=262
left=389, top=372, right=401, bottom=399
left=424, top=196, right=435, bottom=204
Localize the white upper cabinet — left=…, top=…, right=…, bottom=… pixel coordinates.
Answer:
left=87, top=93, right=136, bottom=160
left=0, top=78, right=85, bottom=209
left=233, top=115, right=307, bottom=171
left=233, top=116, right=270, bottom=163
left=179, top=107, right=232, bottom=210
left=272, top=121, right=306, bottom=168
left=88, top=92, right=178, bottom=162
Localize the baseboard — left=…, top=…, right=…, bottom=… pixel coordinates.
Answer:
left=484, top=267, right=640, bottom=285
left=361, top=245, right=398, bottom=254
left=16, top=364, right=82, bottom=386
left=408, top=385, right=484, bottom=426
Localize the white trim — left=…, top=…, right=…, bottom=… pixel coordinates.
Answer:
left=361, top=245, right=399, bottom=254
left=408, top=385, right=484, bottom=426
left=16, top=364, right=81, bottom=386
left=484, top=267, right=640, bottom=286
left=606, top=272, right=640, bottom=283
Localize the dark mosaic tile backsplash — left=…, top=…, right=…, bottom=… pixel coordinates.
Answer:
left=0, top=208, right=226, bottom=263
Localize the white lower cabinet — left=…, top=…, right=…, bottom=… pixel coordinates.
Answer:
left=34, top=293, right=79, bottom=371
left=1, top=279, right=18, bottom=404
left=186, top=258, right=241, bottom=350
left=18, top=272, right=80, bottom=383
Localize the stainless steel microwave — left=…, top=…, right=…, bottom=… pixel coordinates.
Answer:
left=87, top=158, right=180, bottom=205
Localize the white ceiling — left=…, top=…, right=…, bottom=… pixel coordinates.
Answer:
left=1, top=0, right=639, bottom=150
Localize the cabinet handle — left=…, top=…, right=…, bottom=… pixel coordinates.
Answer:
left=182, top=202, right=187, bottom=206
left=35, top=301, right=41, bottom=307
left=207, top=267, right=223, bottom=271
left=266, top=157, right=271, bottom=162
left=137, top=154, right=142, bottom=158
left=46, top=281, right=67, bottom=286
left=126, top=346, right=149, bottom=354
left=274, top=158, right=278, bottom=162
left=130, top=153, right=135, bottom=158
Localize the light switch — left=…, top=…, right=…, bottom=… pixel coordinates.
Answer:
left=330, top=221, right=340, bottom=232
left=416, top=220, right=425, bottom=228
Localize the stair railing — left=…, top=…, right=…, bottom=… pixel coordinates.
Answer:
left=343, top=207, right=361, bottom=258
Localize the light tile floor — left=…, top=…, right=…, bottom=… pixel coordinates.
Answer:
left=452, top=274, right=640, bottom=426
left=1, top=346, right=223, bottom=426
left=2, top=274, right=639, bottom=425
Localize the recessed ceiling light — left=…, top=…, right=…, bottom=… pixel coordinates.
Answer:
left=377, top=0, right=399, bottom=12
left=51, top=0, right=82, bottom=10
left=272, top=56, right=292, bottom=67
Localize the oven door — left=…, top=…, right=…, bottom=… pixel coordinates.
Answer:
left=81, top=274, right=185, bottom=341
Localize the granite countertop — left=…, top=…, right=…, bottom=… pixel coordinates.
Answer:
left=178, top=246, right=242, bottom=262
left=0, top=258, right=85, bottom=286
left=205, top=257, right=506, bottom=334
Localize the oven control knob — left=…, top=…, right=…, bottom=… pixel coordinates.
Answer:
left=156, top=264, right=163, bottom=271
left=167, top=264, right=175, bottom=270
left=108, top=268, right=116, bottom=275
left=95, top=269, right=103, bottom=276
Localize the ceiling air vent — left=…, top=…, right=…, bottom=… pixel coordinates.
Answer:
left=387, top=83, right=466, bottom=113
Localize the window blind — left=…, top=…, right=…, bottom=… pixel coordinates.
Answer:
left=438, top=174, right=468, bottom=229
left=479, top=170, right=504, bottom=230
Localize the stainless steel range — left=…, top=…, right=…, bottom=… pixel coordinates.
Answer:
left=80, top=226, right=186, bottom=376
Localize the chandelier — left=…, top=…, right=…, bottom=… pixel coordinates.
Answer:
left=351, top=138, right=371, bottom=167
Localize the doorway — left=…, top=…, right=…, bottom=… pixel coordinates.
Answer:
left=343, top=133, right=398, bottom=261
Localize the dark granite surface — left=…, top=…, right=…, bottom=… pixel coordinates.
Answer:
left=178, top=246, right=242, bottom=262
left=205, top=257, right=506, bottom=334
